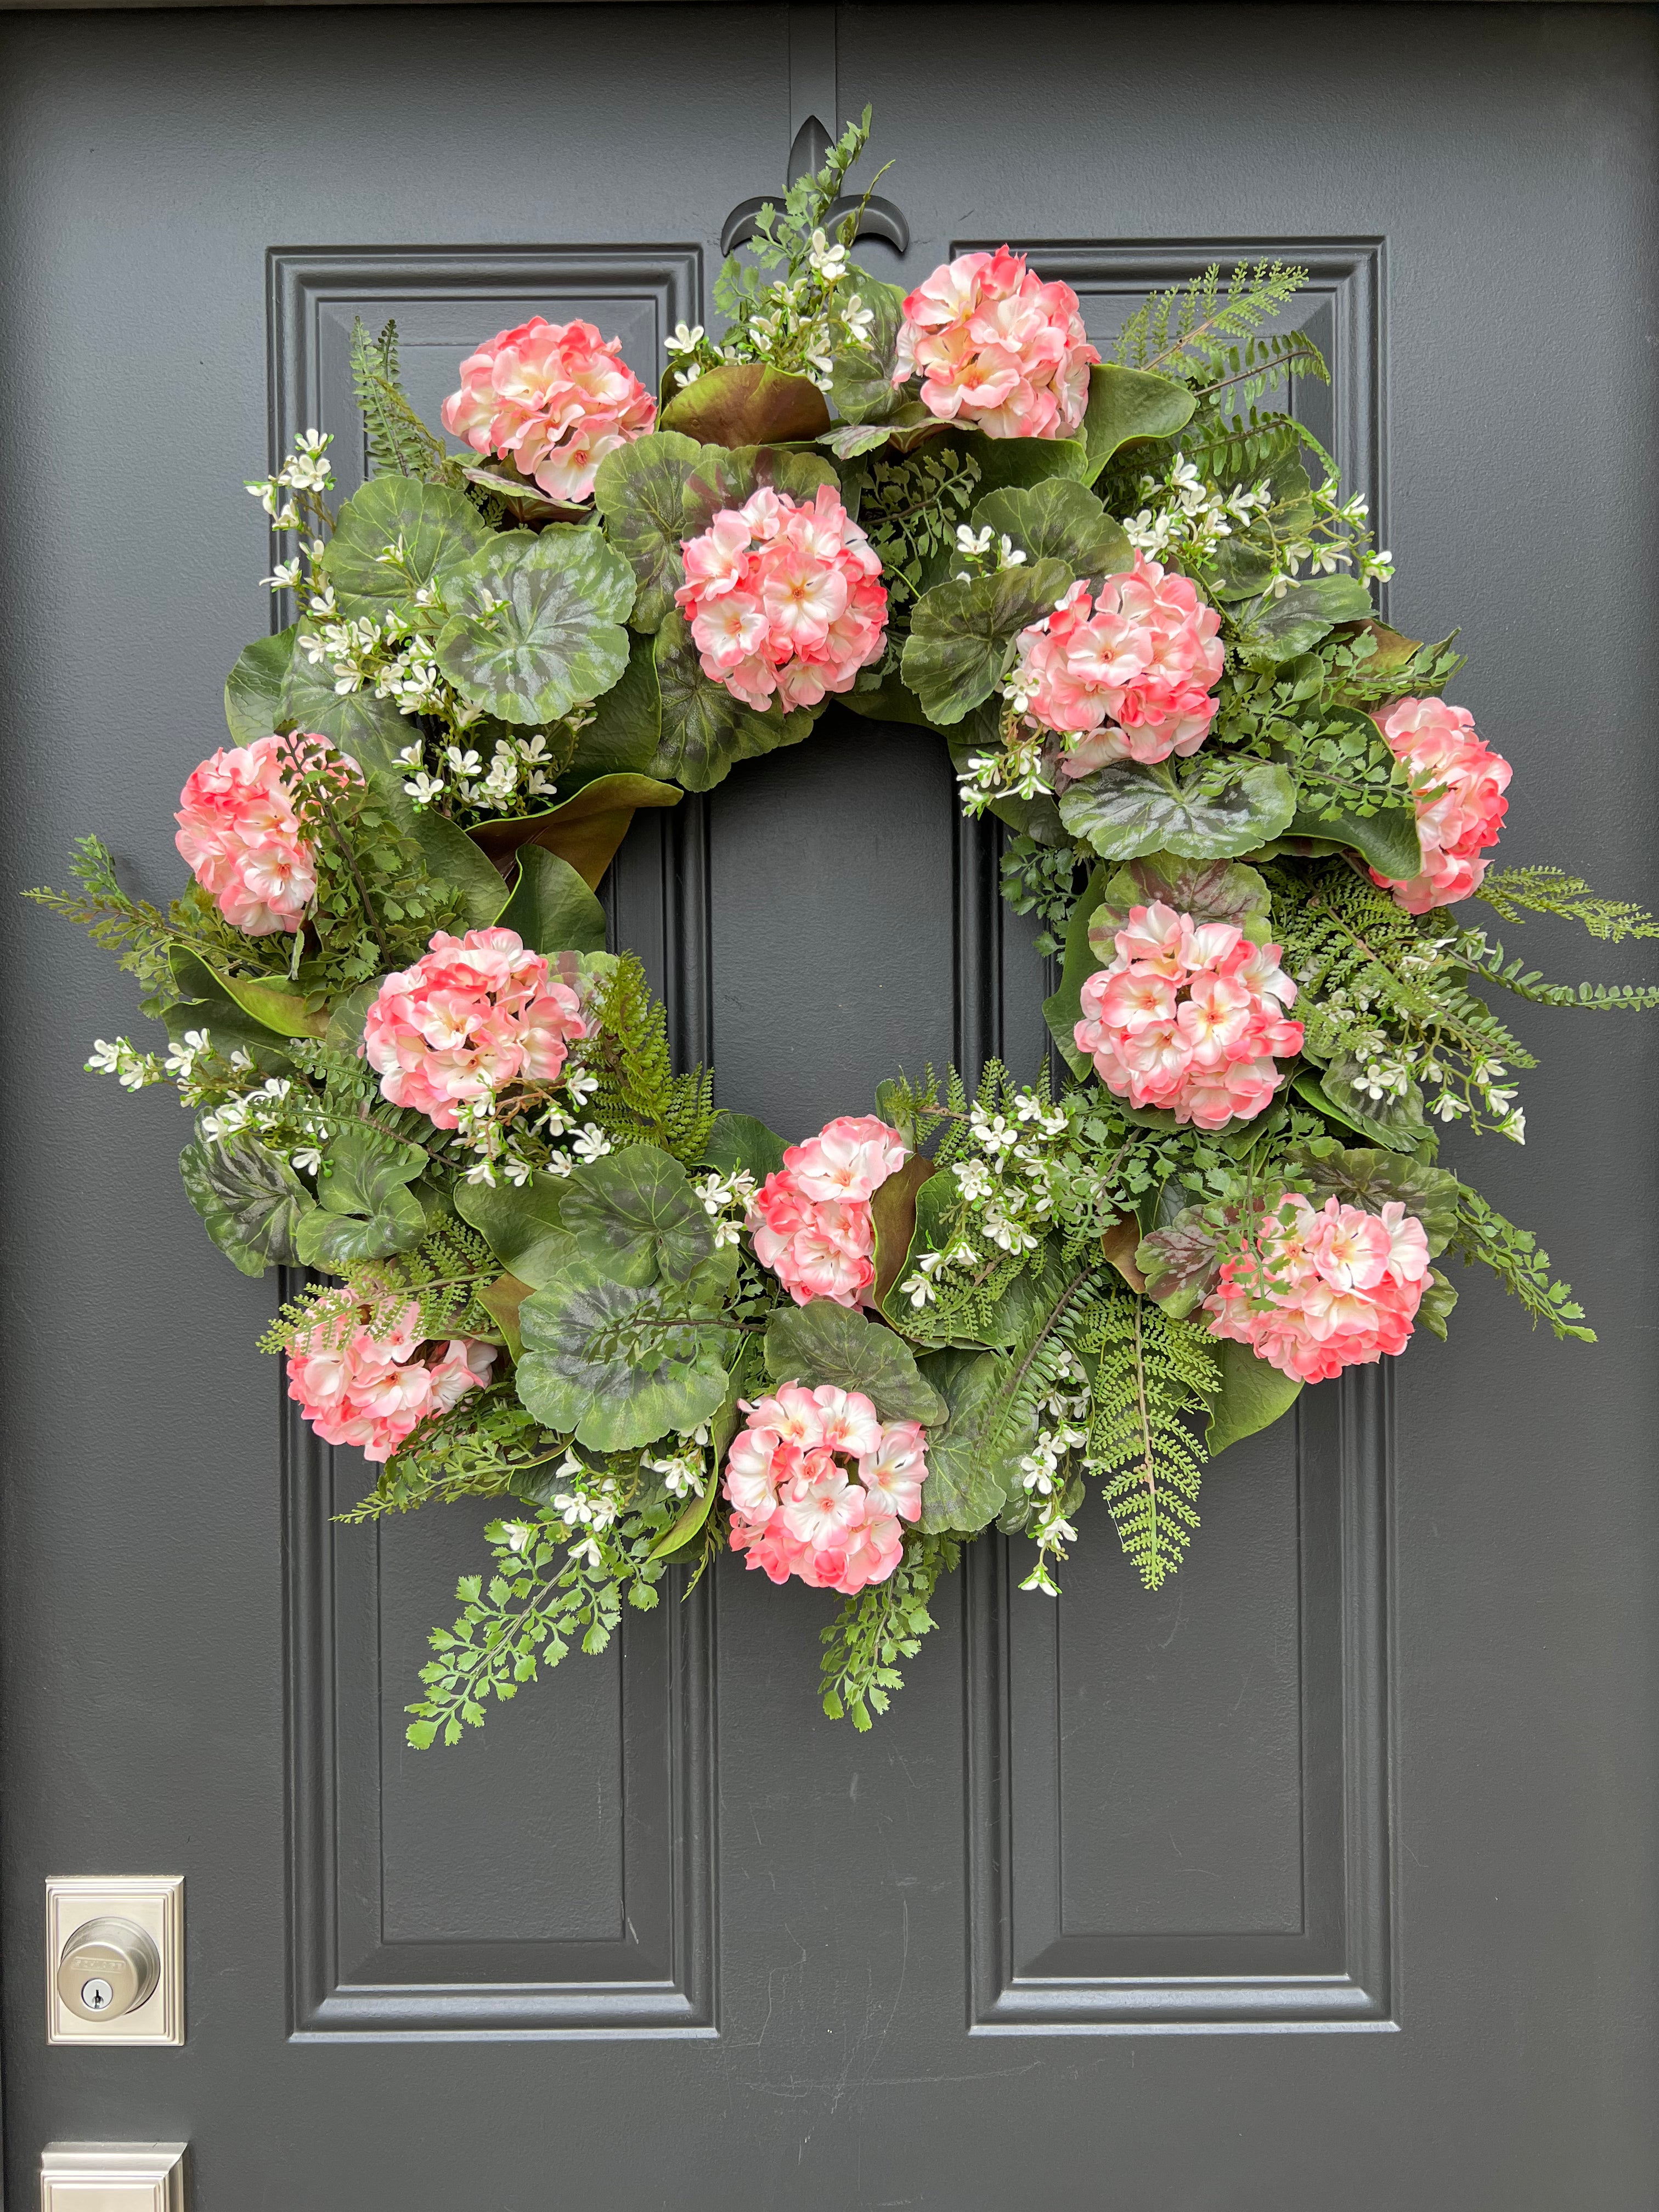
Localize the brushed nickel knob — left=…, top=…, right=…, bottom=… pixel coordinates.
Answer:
left=56, top=1916, right=160, bottom=2022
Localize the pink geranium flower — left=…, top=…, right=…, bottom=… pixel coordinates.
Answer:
left=746, top=1116, right=910, bottom=1307
left=441, top=317, right=656, bottom=506
left=1368, top=697, right=1511, bottom=913
left=286, top=1300, right=495, bottom=1462
left=362, top=926, right=587, bottom=1131
left=1074, top=901, right=1302, bottom=1131
left=1203, top=1194, right=1430, bottom=1384
left=1012, top=563, right=1224, bottom=767
left=723, top=1383, right=928, bottom=1595
left=893, top=246, right=1099, bottom=440
left=175, top=733, right=348, bottom=936
left=675, top=483, right=888, bottom=712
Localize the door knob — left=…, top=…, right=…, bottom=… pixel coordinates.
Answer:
left=57, top=1915, right=161, bottom=2021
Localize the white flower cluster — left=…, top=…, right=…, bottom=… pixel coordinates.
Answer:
left=691, top=1167, right=758, bottom=1250
left=666, top=229, right=876, bottom=395
left=395, top=730, right=567, bottom=814
left=545, top=1452, right=624, bottom=1570
left=899, top=1092, right=1067, bottom=1308
left=1124, top=458, right=1272, bottom=567
left=952, top=522, right=1028, bottom=583
left=955, top=726, right=1050, bottom=819
left=642, top=1422, right=713, bottom=1502
left=1268, top=475, right=1393, bottom=597
left=85, top=1036, right=165, bottom=1091
left=163, top=1027, right=256, bottom=1107
left=297, top=583, right=458, bottom=720
left=245, top=428, right=334, bottom=532
left=1302, top=955, right=1525, bottom=1144
left=199, top=1074, right=330, bottom=1174
left=455, top=1068, right=608, bottom=1189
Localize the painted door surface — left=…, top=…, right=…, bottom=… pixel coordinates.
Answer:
left=3, top=5, right=1656, bottom=2205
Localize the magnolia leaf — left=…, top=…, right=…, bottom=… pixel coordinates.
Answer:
left=972, top=480, right=1131, bottom=580
left=659, top=363, right=831, bottom=449
left=320, top=475, right=492, bottom=620
left=207, top=964, right=326, bottom=1040
left=652, top=611, right=814, bottom=792
left=1042, top=864, right=1109, bottom=1076
left=1135, top=1206, right=1224, bottom=1317
left=460, top=462, right=569, bottom=523
left=467, top=772, right=683, bottom=890
left=828, top=274, right=910, bottom=424
left=679, top=442, right=842, bottom=537
left=1080, top=363, right=1197, bottom=482
left=591, top=431, right=703, bottom=632
left=162, top=951, right=296, bottom=1072
left=562, top=626, right=662, bottom=782
left=1058, top=757, right=1297, bottom=862
left=557, top=1144, right=718, bottom=1288
left=1287, top=804, right=1423, bottom=882
left=496, top=844, right=607, bottom=956
left=1238, top=574, right=1375, bottom=662
left=179, top=1130, right=314, bottom=1271
left=1418, top=1267, right=1458, bottom=1340
left=1285, top=1137, right=1460, bottom=1256
left=763, top=1299, right=946, bottom=1425
left=1291, top=1066, right=1375, bottom=1139
left=701, top=1111, right=786, bottom=1186
left=1092, top=854, right=1273, bottom=957
left=913, top=1346, right=1035, bottom=1535
left=820, top=409, right=945, bottom=461
left=871, top=1155, right=935, bottom=1309
left=1100, top=1214, right=1147, bottom=1292
left=646, top=1338, right=765, bottom=1560
left=1205, top=1337, right=1303, bottom=1460
left=435, top=527, right=635, bottom=725
left=957, top=430, right=1088, bottom=496
left=477, top=1271, right=531, bottom=1359
left=224, top=627, right=294, bottom=743
left=278, top=637, right=410, bottom=769
left=901, top=556, right=1072, bottom=725
left=517, top=1257, right=737, bottom=1452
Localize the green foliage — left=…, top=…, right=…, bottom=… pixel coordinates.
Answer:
left=582, top=952, right=718, bottom=1163
left=258, top=1217, right=501, bottom=1351
left=179, top=1128, right=313, bottom=1274
left=1322, top=624, right=1465, bottom=707
left=652, top=609, right=815, bottom=791
left=820, top=1533, right=958, bottom=1729
left=26, top=836, right=289, bottom=996
left=1111, top=261, right=1313, bottom=386
left=516, top=1252, right=738, bottom=1450
left=1459, top=934, right=1659, bottom=1013
left=712, top=106, right=875, bottom=338
left=340, top=1385, right=569, bottom=1522
left=349, top=317, right=458, bottom=487
left=1475, top=867, right=1659, bottom=943
left=1057, top=753, right=1297, bottom=864
left=902, top=556, right=1074, bottom=724
left=764, top=1298, right=946, bottom=1424
left=320, top=473, right=492, bottom=622
left=435, top=527, right=636, bottom=726
left=1000, top=834, right=1084, bottom=957
left=292, top=1120, right=428, bottom=1269
left=1450, top=1189, right=1595, bottom=1342
left=853, top=445, right=982, bottom=614
left=1084, top=1291, right=1219, bottom=1590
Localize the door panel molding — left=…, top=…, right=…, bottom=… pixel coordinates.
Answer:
left=284, top=1399, right=719, bottom=2036
left=966, top=1367, right=1395, bottom=2030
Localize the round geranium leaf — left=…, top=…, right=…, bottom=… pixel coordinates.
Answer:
left=828, top=273, right=910, bottom=426
left=651, top=611, right=814, bottom=791
left=278, top=630, right=409, bottom=769
left=320, top=475, right=493, bottom=620
left=224, top=627, right=295, bottom=744
left=591, top=431, right=703, bottom=633
left=762, top=1299, right=946, bottom=1426
left=435, top=527, right=636, bottom=726
left=1058, top=757, right=1297, bottom=862
left=901, top=556, right=1073, bottom=725
left=517, top=1257, right=736, bottom=1452
left=680, top=442, right=841, bottom=538
left=1091, top=854, right=1274, bottom=955
left=972, top=481, right=1131, bottom=582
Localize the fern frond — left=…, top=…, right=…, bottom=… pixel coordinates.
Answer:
left=1460, top=934, right=1659, bottom=1011
left=349, top=317, right=456, bottom=484
left=1192, top=329, right=1329, bottom=412
left=259, top=1218, right=500, bottom=1353
left=1451, top=1189, right=1595, bottom=1342
left=1475, top=867, right=1659, bottom=943
left=582, top=953, right=718, bottom=1164
left=1084, top=1293, right=1217, bottom=1590
left=1113, top=261, right=1310, bottom=382
left=819, top=1533, right=958, bottom=1729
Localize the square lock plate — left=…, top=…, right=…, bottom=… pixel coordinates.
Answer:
left=41, top=2142, right=187, bottom=2212
left=46, top=1878, right=184, bottom=2046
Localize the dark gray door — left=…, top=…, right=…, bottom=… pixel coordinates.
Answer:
left=4, top=5, right=1656, bottom=2205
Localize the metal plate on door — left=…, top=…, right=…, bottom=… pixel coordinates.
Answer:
left=40, top=2142, right=187, bottom=2212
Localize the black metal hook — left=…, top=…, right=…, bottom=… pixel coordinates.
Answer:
left=719, top=117, right=910, bottom=259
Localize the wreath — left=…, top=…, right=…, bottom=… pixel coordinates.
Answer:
left=38, top=115, right=1659, bottom=1739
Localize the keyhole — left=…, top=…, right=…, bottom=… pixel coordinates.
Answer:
left=81, top=1978, right=113, bottom=2012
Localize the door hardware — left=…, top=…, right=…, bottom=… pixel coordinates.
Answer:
left=46, top=1878, right=184, bottom=2046
left=41, top=2141, right=187, bottom=2210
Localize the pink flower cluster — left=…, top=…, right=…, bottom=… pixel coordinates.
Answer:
left=1075, top=902, right=1304, bottom=1131
left=286, top=1301, right=495, bottom=1462
left=747, top=1115, right=910, bottom=1307
left=675, top=484, right=888, bottom=712
left=175, top=733, right=336, bottom=936
left=1204, top=1194, right=1430, bottom=1384
left=441, top=316, right=656, bottom=506
left=1013, top=564, right=1225, bottom=768
left=724, top=1383, right=928, bottom=1594
left=893, top=246, right=1099, bottom=441
left=363, top=927, right=586, bottom=1131
left=1369, top=696, right=1511, bottom=915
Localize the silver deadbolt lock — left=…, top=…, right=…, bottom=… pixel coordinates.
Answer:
left=56, top=1915, right=161, bottom=2023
